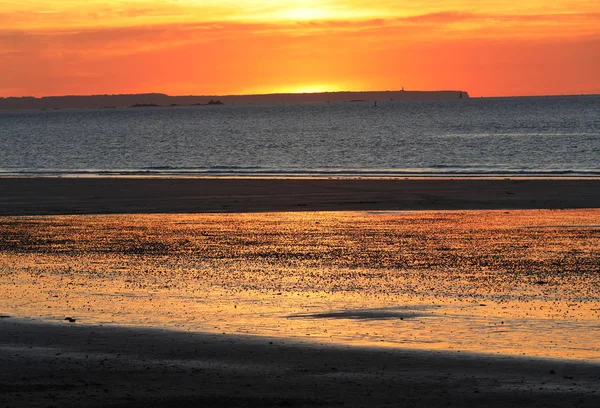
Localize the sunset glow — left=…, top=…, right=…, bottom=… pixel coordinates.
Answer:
left=1, top=0, right=599, bottom=97
left=261, top=83, right=350, bottom=95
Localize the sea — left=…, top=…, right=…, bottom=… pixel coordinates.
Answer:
left=1, top=95, right=598, bottom=177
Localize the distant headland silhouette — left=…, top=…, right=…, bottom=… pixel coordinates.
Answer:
left=0, top=90, right=469, bottom=110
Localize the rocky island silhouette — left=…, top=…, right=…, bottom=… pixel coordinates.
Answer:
left=0, top=90, right=468, bottom=110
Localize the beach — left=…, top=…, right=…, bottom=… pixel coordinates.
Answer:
left=1, top=178, right=599, bottom=407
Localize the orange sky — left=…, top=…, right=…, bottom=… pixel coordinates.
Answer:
left=1, top=1, right=599, bottom=97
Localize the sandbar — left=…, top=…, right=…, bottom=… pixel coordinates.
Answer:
left=1, top=177, right=600, bottom=215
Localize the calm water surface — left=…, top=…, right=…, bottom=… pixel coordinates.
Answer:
left=0, top=95, right=598, bottom=176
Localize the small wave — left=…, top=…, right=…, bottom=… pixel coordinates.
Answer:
left=1, top=167, right=599, bottom=177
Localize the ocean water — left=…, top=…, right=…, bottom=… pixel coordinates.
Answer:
left=0, top=95, right=598, bottom=177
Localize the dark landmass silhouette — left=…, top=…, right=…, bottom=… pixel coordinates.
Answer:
left=130, top=103, right=160, bottom=108
left=0, top=90, right=468, bottom=110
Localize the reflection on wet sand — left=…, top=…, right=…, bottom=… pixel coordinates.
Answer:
left=0, top=210, right=599, bottom=361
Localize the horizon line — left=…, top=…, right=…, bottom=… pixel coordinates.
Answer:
left=3, top=89, right=466, bottom=99
left=2, top=90, right=599, bottom=100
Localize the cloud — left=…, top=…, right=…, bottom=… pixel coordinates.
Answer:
left=2, top=9, right=598, bottom=62
left=1, top=4, right=598, bottom=97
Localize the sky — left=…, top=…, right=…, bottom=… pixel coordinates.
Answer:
left=1, top=1, right=599, bottom=97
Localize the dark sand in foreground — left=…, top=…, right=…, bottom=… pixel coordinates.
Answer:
left=2, top=319, right=599, bottom=408
left=1, top=177, right=600, bottom=215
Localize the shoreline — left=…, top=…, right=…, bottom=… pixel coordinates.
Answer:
left=1, top=177, right=599, bottom=215
left=3, top=174, right=600, bottom=179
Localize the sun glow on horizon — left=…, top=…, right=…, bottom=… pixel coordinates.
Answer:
left=239, top=82, right=356, bottom=96
left=271, top=83, right=349, bottom=94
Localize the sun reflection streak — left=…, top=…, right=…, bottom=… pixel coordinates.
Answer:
left=1, top=209, right=599, bottom=360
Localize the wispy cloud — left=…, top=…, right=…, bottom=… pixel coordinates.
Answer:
left=1, top=1, right=598, bottom=97
left=2, top=1, right=599, bottom=30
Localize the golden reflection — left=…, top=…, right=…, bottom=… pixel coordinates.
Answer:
left=1, top=210, right=599, bottom=361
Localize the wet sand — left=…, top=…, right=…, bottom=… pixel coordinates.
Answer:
left=1, top=179, right=600, bottom=407
left=2, top=211, right=600, bottom=407
left=1, top=177, right=600, bottom=215
left=2, top=210, right=600, bottom=360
